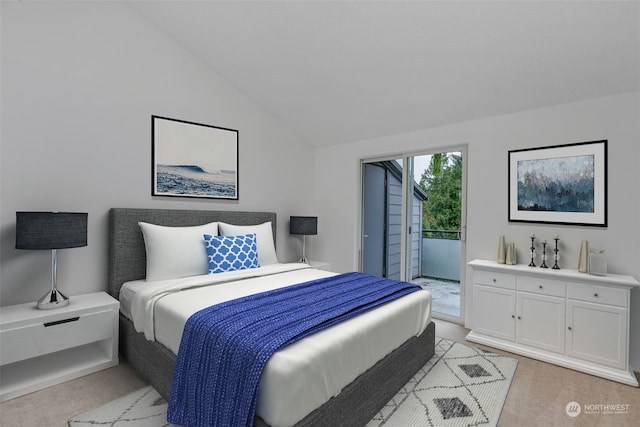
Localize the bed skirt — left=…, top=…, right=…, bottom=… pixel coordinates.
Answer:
left=119, top=314, right=435, bottom=427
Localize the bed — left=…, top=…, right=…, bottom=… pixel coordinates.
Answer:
left=108, top=207, right=435, bottom=427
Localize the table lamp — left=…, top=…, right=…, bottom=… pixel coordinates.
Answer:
left=289, top=216, right=317, bottom=264
left=15, top=212, right=88, bottom=309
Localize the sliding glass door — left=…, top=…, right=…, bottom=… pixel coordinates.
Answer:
left=361, top=148, right=466, bottom=321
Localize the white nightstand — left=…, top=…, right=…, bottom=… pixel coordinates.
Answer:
left=309, top=261, right=332, bottom=271
left=0, top=292, right=119, bottom=401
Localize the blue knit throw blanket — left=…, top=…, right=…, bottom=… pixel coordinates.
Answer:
left=167, top=272, right=421, bottom=427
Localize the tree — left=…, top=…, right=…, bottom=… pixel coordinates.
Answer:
left=419, top=153, right=462, bottom=239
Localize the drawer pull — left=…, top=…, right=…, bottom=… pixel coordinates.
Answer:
left=517, top=316, right=521, bottom=320
left=568, top=326, right=572, bottom=331
left=511, top=315, right=515, bottom=319
left=44, top=317, right=79, bottom=327
left=493, top=278, right=497, bottom=283
left=594, top=293, right=599, bottom=297
left=539, top=285, right=543, bottom=289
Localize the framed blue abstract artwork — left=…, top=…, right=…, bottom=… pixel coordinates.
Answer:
left=508, top=140, right=607, bottom=227
left=152, top=115, right=239, bottom=200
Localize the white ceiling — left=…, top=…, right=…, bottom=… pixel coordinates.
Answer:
left=129, top=1, right=640, bottom=147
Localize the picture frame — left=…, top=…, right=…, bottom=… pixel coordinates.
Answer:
left=152, top=115, right=238, bottom=200
left=508, top=140, right=607, bottom=227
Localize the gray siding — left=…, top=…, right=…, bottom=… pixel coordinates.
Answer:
left=411, top=197, right=422, bottom=279
left=386, top=173, right=423, bottom=280
left=386, top=176, right=402, bottom=279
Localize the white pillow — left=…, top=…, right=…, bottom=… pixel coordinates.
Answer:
left=138, top=221, right=219, bottom=281
left=218, top=221, right=278, bottom=266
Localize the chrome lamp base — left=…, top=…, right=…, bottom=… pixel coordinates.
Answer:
left=37, top=248, right=70, bottom=309
left=38, top=289, right=69, bottom=310
left=298, top=235, right=310, bottom=265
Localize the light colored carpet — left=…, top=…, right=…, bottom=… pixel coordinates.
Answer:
left=68, top=337, right=517, bottom=427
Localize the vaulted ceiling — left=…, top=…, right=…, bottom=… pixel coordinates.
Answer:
left=129, top=1, right=640, bottom=147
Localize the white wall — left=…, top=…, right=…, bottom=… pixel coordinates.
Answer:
left=314, top=91, right=640, bottom=369
left=3, top=0, right=639, bottom=373
left=0, top=2, right=315, bottom=305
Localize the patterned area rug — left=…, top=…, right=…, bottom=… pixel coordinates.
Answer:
left=68, top=338, right=516, bottom=427
left=68, top=386, right=176, bottom=427
left=368, top=337, right=518, bottom=426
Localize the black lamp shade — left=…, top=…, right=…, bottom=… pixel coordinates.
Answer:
left=16, top=212, right=88, bottom=250
left=290, top=216, right=318, bottom=236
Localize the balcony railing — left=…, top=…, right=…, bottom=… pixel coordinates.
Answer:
left=421, top=229, right=461, bottom=282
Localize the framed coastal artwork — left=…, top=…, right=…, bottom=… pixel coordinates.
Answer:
left=152, top=115, right=239, bottom=200
left=508, top=140, right=607, bottom=227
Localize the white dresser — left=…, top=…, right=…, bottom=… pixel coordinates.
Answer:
left=467, top=259, right=639, bottom=386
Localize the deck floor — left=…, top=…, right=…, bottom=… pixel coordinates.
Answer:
left=413, top=277, right=461, bottom=318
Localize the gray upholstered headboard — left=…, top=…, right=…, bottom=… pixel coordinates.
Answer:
left=107, top=208, right=277, bottom=300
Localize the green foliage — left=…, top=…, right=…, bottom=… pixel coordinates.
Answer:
left=419, top=153, right=462, bottom=239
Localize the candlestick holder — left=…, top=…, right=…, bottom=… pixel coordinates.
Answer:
left=552, top=237, right=560, bottom=269
left=529, top=236, right=536, bottom=267
left=540, top=241, right=548, bottom=268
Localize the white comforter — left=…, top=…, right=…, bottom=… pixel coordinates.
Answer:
left=122, top=263, right=432, bottom=427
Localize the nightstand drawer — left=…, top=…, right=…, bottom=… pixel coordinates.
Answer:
left=0, top=310, right=115, bottom=366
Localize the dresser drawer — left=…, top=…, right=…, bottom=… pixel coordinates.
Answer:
left=567, top=283, right=628, bottom=307
left=0, top=309, right=115, bottom=366
left=474, top=270, right=516, bottom=290
left=518, top=276, right=566, bottom=298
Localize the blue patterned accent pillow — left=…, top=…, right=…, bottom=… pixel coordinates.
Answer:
left=204, top=233, right=260, bottom=274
